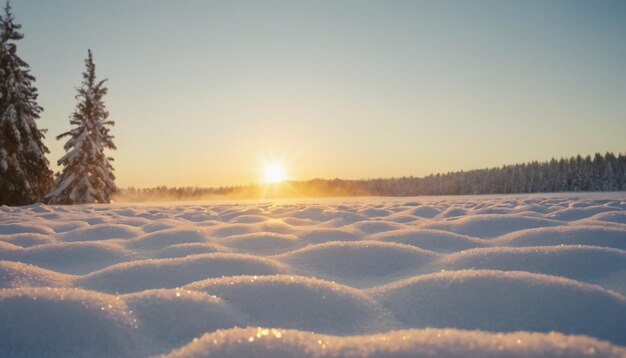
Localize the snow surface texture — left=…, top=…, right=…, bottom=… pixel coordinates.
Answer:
left=1, top=193, right=625, bottom=357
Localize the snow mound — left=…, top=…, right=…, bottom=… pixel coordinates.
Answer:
left=79, top=253, right=287, bottom=293
left=290, top=208, right=368, bottom=224
left=384, top=213, right=421, bottom=223
left=279, top=242, right=439, bottom=287
left=162, top=327, right=626, bottom=358
left=348, top=220, right=405, bottom=234
left=371, top=270, right=626, bottom=345
left=547, top=206, right=621, bottom=221
left=427, top=214, right=563, bottom=238
left=21, top=204, right=54, bottom=214
left=220, top=233, right=300, bottom=255
left=332, top=212, right=371, bottom=225
left=152, top=243, right=225, bottom=259
left=0, top=260, right=73, bottom=288
left=176, top=212, right=216, bottom=223
left=511, top=204, right=552, bottom=214
left=127, top=228, right=209, bottom=250
left=298, top=228, right=361, bottom=244
left=0, top=223, right=52, bottom=235
left=123, top=289, right=246, bottom=355
left=474, top=206, right=514, bottom=215
left=219, top=208, right=264, bottom=221
left=370, top=228, right=485, bottom=253
left=210, top=224, right=258, bottom=238
left=498, top=226, right=626, bottom=250
left=58, top=224, right=142, bottom=242
left=437, top=206, right=469, bottom=218
left=0, top=287, right=143, bottom=357
left=259, top=220, right=299, bottom=234
left=230, top=214, right=270, bottom=223
left=8, top=242, right=130, bottom=274
left=406, top=205, right=441, bottom=218
left=185, top=275, right=393, bottom=334
left=591, top=211, right=626, bottom=225
left=357, top=207, right=392, bottom=217
left=0, top=232, right=55, bottom=247
left=278, top=217, right=315, bottom=226
left=141, top=221, right=178, bottom=233
left=437, top=246, right=626, bottom=282
left=287, top=206, right=326, bottom=221
left=0, top=240, right=22, bottom=252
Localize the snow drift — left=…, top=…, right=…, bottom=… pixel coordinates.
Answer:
left=1, top=193, right=625, bottom=357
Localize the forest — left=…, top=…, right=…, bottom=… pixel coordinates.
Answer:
left=1, top=1, right=624, bottom=206
left=117, top=152, right=626, bottom=201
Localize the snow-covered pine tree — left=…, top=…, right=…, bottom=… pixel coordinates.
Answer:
left=601, top=161, right=618, bottom=191
left=46, top=50, right=116, bottom=204
left=0, top=2, right=53, bottom=206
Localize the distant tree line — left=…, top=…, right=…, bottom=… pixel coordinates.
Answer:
left=0, top=2, right=623, bottom=206
left=355, top=152, right=625, bottom=196
left=115, top=152, right=626, bottom=202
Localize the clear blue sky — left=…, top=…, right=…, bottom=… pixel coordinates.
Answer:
left=12, top=0, right=626, bottom=187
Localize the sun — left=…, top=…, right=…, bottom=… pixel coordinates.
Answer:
left=263, top=162, right=287, bottom=184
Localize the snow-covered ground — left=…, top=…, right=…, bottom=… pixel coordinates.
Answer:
left=1, top=193, right=626, bottom=357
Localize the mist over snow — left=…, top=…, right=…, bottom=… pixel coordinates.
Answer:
left=1, top=193, right=626, bottom=357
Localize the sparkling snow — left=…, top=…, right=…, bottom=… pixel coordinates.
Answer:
left=1, top=193, right=625, bottom=357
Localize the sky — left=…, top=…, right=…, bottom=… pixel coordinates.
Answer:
left=11, top=0, right=626, bottom=187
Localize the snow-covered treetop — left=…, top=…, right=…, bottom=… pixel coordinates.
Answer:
left=1, top=2, right=23, bottom=43
left=47, top=49, right=116, bottom=204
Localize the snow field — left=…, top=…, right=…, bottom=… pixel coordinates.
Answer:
left=162, top=327, right=626, bottom=358
left=1, top=193, right=625, bottom=357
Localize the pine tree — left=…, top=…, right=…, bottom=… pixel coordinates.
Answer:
left=0, top=2, right=53, bottom=206
left=601, top=162, right=617, bottom=191
left=46, top=50, right=116, bottom=204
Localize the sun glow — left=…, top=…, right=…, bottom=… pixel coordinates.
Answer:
left=263, top=163, right=287, bottom=184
